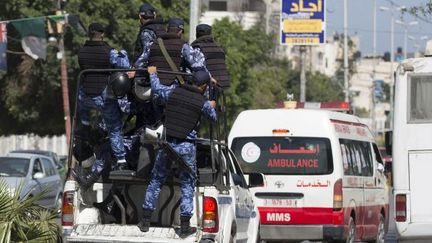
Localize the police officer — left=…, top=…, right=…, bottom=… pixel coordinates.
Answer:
left=148, top=18, right=208, bottom=86
left=72, top=125, right=142, bottom=190
left=77, top=23, right=130, bottom=170
left=191, top=24, right=230, bottom=87
left=137, top=66, right=217, bottom=237
left=133, top=3, right=165, bottom=69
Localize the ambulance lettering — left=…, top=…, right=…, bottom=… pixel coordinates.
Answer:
left=266, top=212, right=291, bottom=222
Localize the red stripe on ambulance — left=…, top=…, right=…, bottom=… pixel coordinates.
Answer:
left=258, top=207, right=343, bottom=225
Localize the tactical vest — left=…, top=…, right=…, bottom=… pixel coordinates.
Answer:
left=78, top=41, right=112, bottom=96
left=133, top=18, right=166, bottom=62
left=148, top=32, right=185, bottom=85
left=192, top=35, right=230, bottom=87
left=165, top=87, right=206, bottom=139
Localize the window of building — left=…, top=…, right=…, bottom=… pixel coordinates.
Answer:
left=209, top=1, right=227, bottom=11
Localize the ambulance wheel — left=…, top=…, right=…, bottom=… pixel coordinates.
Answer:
left=368, top=214, right=385, bottom=243
left=346, top=217, right=356, bottom=243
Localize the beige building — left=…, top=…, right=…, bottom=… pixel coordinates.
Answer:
left=349, top=57, right=394, bottom=134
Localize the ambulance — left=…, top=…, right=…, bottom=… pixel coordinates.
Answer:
left=228, top=102, right=389, bottom=242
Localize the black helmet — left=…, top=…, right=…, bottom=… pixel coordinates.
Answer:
left=109, top=72, right=131, bottom=98
left=72, top=139, right=94, bottom=163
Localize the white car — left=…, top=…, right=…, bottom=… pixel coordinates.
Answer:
left=0, top=153, right=63, bottom=209
left=62, top=139, right=262, bottom=242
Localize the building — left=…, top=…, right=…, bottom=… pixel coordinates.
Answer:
left=349, top=57, right=393, bottom=134
left=199, top=0, right=264, bottom=30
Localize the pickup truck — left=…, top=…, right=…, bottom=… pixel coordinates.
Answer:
left=62, top=138, right=262, bottom=243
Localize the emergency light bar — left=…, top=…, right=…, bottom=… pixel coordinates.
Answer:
left=296, top=101, right=350, bottom=110
left=277, top=101, right=350, bottom=111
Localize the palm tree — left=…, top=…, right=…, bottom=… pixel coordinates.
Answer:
left=0, top=179, right=60, bottom=243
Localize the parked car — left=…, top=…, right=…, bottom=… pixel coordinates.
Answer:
left=9, top=150, right=66, bottom=180
left=0, top=153, right=63, bottom=210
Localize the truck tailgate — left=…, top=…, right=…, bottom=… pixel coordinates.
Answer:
left=67, top=224, right=200, bottom=243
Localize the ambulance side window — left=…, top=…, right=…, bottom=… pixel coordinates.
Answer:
left=340, top=139, right=373, bottom=176
left=340, top=140, right=356, bottom=175
left=341, top=144, right=350, bottom=174
left=359, top=142, right=373, bottom=176
left=372, top=143, right=384, bottom=167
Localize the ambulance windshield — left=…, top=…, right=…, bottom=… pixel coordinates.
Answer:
left=231, top=137, right=333, bottom=175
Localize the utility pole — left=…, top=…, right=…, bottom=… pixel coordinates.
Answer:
left=343, top=0, right=349, bottom=103
left=395, top=20, right=418, bottom=59
left=189, top=0, right=200, bottom=43
left=56, top=1, right=71, bottom=146
left=380, top=5, right=406, bottom=131
left=390, top=10, right=394, bottom=131
left=265, top=0, right=271, bottom=34
left=300, top=46, right=306, bottom=102
left=371, top=0, right=377, bottom=136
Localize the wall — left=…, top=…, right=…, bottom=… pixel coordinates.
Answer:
left=0, top=134, right=68, bottom=156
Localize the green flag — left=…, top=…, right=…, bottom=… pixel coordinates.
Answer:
left=10, top=17, right=46, bottom=38
left=10, top=17, right=47, bottom=60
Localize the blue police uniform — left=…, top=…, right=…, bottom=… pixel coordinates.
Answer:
left=134, top=30, right=157, bottom=69
left=142, top=73, right=217, bottom=217
left=91, top=132, right=141, bottom=174
left=78, top=49, right=131, bottom=162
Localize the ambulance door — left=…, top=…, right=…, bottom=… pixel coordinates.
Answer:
left=340, top=140, right=365, bottom=235
left=359, top=141, right=376, bottom=238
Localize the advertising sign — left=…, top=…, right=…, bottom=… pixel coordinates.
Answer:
left=281, top=0, right=325, bottom=45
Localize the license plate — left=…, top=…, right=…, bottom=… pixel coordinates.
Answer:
left=264, top=199, right=298, bottom=207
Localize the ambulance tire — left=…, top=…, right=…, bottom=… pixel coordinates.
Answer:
left=346, top=216, right=356, bottom=243
left=367, top=214, right=385, bottom=243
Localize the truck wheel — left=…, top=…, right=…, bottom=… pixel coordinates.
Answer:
left=229, top=222, right=236, bottom=243
left=346, top=217, right=356, bottom=243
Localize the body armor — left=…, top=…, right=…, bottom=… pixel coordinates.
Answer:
left=78, top=41, right=112, bottom=96
left=134, top=18, right=166, bottom=62
left=165, top=87, right=205, bottom=139
left=148, top=32, right=185, bottom=85
left=191, top=35, right=230, bottom=87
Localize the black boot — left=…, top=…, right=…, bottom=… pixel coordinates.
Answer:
left=137, top=209, right=153, bottom=232
left=72, top=167, right=100, bottom=191
left=115, top=162, right=129, bottom=171
left=180, top=216, right=196, bottom=238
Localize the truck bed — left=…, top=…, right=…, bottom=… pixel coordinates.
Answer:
left=67, top=224, right=200, bottom=243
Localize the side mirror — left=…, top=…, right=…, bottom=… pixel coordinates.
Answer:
left=248, top=173, right=265, bottom=188
left=232, top=174, right=245, bottom=187
left=385, top=131, right=392, bottom=156
left=377, top=163, right=385, bottom=174
left=33, top=172, right=44, bottom=179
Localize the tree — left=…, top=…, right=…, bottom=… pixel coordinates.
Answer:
left=405, top=1, right=432, bottom=17
left=0, top=180, right=60, bottom=242
left=0, top=0, right=190, bottom=135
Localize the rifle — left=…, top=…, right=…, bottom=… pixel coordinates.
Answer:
left=158, top=140, right=194, bottom=175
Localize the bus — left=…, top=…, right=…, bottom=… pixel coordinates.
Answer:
left=387, top=56, right=432, bottom=240
left=229, top=103, right=389, bottom=242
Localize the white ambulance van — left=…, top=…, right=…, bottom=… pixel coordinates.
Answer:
left=228, top=103, right=389, bottom=242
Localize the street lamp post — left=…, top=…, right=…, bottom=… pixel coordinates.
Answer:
left=395, top=20, right=418, bottom=59
left=380, top=6, right=406, bottom=131
left=343, top=0, right=349, bottom=103
left=189, top=0, right=200, bottom=43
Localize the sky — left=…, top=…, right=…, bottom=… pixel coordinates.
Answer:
left=326, top=0, right=432, bottom=56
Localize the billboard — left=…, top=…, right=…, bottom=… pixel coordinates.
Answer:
left=281, top=0, right=325, bottom=45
